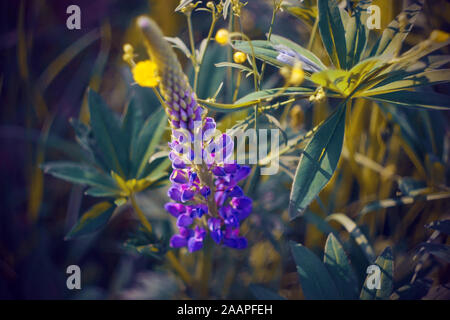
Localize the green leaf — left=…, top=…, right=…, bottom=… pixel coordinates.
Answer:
left=41, top=161, right=116, bottom=189
left=366, top=90, right=450, bottom=110
left=131, top=107, right=168, bottom=179
left=290, top=241, right=340, bottom=299
left=366, top=69, right=450, bottom=95
left=232, top=40, right=284, bottom=68
left=370, top=0, right=424, bottom=57
left=84, top=186, right=121, bottom=198
left=326, top=213, right=376, bottom=262
left=215, top=62, right=254, bottom=74
left=269, top=34, right=326, bottom=71
left=303, top=210, right=337, bottom=235
left=235, top=87, right=315, bottom=105
left=122, top=97, right=145, bottom=176
left=360, top=247, right=394, bottom=300
left=345, top=0, right=371, bottom=68
left=88, top=89, right=128, bottom=176
left=249, top=285, right=286, bottom=300
left=289, top=104, right=346, bottom=218
left=323, top=233, right=359, bottom=299
left=66, top=201, right=116, bottom=239
left=318, top=0, right=347, bottom=69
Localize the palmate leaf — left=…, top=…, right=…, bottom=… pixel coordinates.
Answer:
left=290, top=241, right=340, bottom=300
left=310, top=58, right=383, bottom=97
left=88, top=89, right=128, bottom=176
left=317, top=0, right=347, bottom=69
left=289, top=103, right=346, bottom=219
left=65, top=201, right=116, bottom=239
left=360, top=247, right=394, bottom=300
left=323, top=233, right=359, bottom=300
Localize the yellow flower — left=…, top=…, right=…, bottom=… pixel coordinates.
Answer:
left=132, top=60, right=160, bottom=87
left=215, top=29, right=229, bottom=45
left=430, top=30, right=450, bottom=43
left=233, top=51, right=247, bottom=64
left=281, top=61, right=304, bottom=86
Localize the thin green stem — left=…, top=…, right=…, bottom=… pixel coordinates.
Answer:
left=194, top=9, right=217, bottom=93
left=307, top=17, right=319, bottom=51
left=259, top=1, right=279, bottom=86
left=130, top=193, right=152, bottom=233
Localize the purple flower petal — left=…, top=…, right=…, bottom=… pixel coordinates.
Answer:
left=227, top=186, right=243, bottom=197
left=170, top=235, right=187, bottom=248
left=164, top=202, right=186, bottom=217
left=177, top=214, right=193, bottom=227
left=187, top=237, right=204, bottom=252
left=170, top=170, right=188, bottom=184
left=181, top=188, right=195, bottom=202
left=234, top=166, right=251, bottom=181
left=168, top=186, right=182, bottom=201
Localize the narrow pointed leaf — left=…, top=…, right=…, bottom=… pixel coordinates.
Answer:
left=290, top=241, right=340, bottom=299
left=88, top=89, right=128, bottom=176
left=289, top=104, right=346, bottom=218
left=66, top=201, right=116, bottom=239
left=323, top=233, right=359, bottom=299
left=318, top=0, right=347, bottom=69
left=360, top=247, right=394, bottom=300
left=366, top=90, right=450, bottom=110
left=41, top=161, right=116, bottom=189
left=131, top=107, right=168, bottom=179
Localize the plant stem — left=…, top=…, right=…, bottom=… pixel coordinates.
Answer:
left=259, top=1, right=279, bottom=86
left=130, top=193, right=152, bottom=233
left=194, top=11, right=217, bottom=93
left=166, top=251, right=193, bottom=285
left=307, top=17, right=319, bottom=51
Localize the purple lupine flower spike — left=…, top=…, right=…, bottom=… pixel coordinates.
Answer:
left=137, top=17, right=252, bottom=252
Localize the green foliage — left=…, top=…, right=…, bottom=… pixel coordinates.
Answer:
left=360, top=247, right=394, bottom=300
left=42, top=89, right=170, bottom=239
left=323, top=234, right=359, bottom=299
left=290, top=241, right=340, bottom=299
left=289, top=103, right=346, bottom=218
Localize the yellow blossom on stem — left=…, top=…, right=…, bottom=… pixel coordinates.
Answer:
left=233, top=51, right=247, bottom=64
left=132, top=60, right=160, bottom=87
left=215, top=29, right=229, bottom=45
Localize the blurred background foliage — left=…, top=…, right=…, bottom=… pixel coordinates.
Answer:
left=0, top=0, right=449, bottom=299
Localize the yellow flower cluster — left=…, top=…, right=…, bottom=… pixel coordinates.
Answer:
left=132, top=60, right=161, bottom=88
